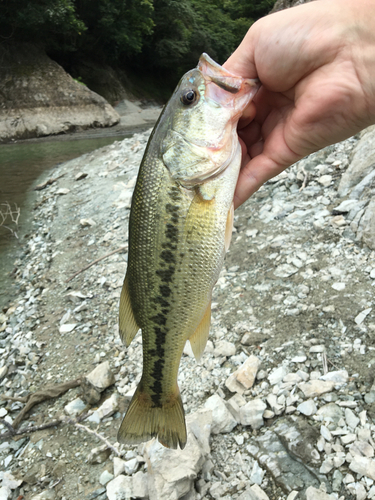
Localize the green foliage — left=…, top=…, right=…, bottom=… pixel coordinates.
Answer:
left=1, top=0, right=276, bottom=91
left=0, top=0, right=85, bottom=43
left=74, top=0, right=154, bottom=59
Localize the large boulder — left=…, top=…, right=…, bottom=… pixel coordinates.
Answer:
left=0, top=43, right=120, bottom=142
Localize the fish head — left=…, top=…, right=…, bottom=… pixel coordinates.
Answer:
left=159, top=53, right=260, bottom=187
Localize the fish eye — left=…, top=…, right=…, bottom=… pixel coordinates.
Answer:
left=181, top=90, right=197, bottom=105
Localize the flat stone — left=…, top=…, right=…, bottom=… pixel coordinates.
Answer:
left=349, top=456, right=375, bottom=480
left=132, top=471, right=148, bottom=499
left=99, top=470, right=114, bottom=486
left=64, top=397, right=86, bottom=416
left=297, top=400, right=317, bottom=416
left=299, top=380, right=336, bottom=397
left=268, top=365, right=288, bottom=385
left=316, top=403, right=344, bottom=424
left=320, top=425, right=332, bottom=442
left=227, top=394, right=247, bottom=423
left=96, top=393, right=120, bottom=420
left=354, top=307, right=372, bottom=325
left=321, top=370, right=348, bottom=384
left=225, top=355, right=261, bottom=394
left=213, top=340, right=236, bottom=357
left=345, top=408, right=360, bottom=430
left=113, top=457, right=126, bottom=477
left=318, top=174, right=332, bottom=187
left=187, top=409, right=212, bottom=455
left=124, top=458, right=138, bottom=475
left=331, top=282, right=345, bottom=291
left=143, top=432, right=205, bottom=500
left=240, top=399, right=266, bottom=429
left=238, top=484, right=269, bottom=500
left=349, top=440, right=374, bottom=458
left=306, top=486, right=336, bottom=500
left=85, top=361, right=115, bottom=392
left=59, top=323, right=76, bottom=333
left=274, top=264, right=299, bottom=278
left=0, top=367, right=8, bottom=380
left=204, top=394, right=237, bottom=434
left=106, top=475, right=133, bottom=500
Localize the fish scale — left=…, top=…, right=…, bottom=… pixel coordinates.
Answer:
left=118, top=53, right=259, bottom=449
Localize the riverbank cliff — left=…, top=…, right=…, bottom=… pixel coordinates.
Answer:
left=0, top=44, right=120, bottom=143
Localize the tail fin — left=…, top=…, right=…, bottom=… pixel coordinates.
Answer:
left=117, top=387, right=187, bottom=450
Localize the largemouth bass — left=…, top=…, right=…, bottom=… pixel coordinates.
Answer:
left=118, top=54, right=259, bottom=450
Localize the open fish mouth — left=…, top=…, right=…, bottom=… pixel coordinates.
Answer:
left=198, top=53, right=260, bottom=115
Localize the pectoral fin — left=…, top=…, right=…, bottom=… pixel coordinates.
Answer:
left=119, top=274, right=139, bottom=346
left=224, top=202, right=234, bottom=252
left=188, top=300, right=212, bottom=361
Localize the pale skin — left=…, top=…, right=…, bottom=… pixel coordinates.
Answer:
left=224, top=0, right=375, bottom=208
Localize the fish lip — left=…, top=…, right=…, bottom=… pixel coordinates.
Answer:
left=198, top=53, right=260, bottom=114
left=198, top=53, right=260, bottom=92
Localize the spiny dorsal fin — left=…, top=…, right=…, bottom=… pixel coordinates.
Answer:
left=225, top=202, right=234, bottom=252
left=188, top=300, right=211, bottom=361
left=119, top=274, right=139, bottom=346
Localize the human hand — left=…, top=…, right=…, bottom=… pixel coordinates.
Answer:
left=224, top=0, right=375, bottom=208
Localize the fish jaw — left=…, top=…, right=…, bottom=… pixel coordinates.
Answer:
left=198, top=52, right=260, bottom=123
left=160, top=54, right=260, bottom=188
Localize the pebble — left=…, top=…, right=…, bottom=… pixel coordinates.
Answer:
left=354, top=307, right=372, bottom=325
left=64, top=397, right=86, bottom=416
left=99, top=470, right=114, bottom=486
left=213, top=340, right=236, bottom=357
left=349, top=456, right=375, bottom=480
left=297, top=399, right=317, bottom=416
left=268, top=365, right=288, bottom=385
left=239, top=399, right=266, bottom=429
left=2, top=124, right=375, bottom=500
left=204, top=394, right=237, bottom=433
left=85, top=361, right=115, bottom=392
left=106, top=475, right=132, bottom=500
left=299, top=380, right=336, bottom=397
left=225, top=355, right=261, bottom=394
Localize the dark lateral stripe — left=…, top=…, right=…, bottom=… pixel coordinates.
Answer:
left=149, top=187, right=181, bottom=407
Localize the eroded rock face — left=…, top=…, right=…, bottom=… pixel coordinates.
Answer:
left=0, top=43, right=120, bottom=142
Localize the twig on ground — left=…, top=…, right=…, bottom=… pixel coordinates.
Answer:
left=66, top=245, right=128, bottom=283
left=2, top=378, right=82, bottom=429
left=299, top=167, right=309, bottom=191
left=1, top=414, right=120, bottom=457
left=322, top=351, right=328, bottom=375
left=0, top=413, right=88, bottom=440
left=72, top=421, right=121, bottom=456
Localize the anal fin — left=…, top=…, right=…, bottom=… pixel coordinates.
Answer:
left=225, top=202, right=234, bottom=252
left=188, top=300, right=211, bottom=361
left=119, top=274, right=139, bottom=346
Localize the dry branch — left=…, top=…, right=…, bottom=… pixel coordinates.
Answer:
left=2, top=378, right=82, bottom=428
left=66, top=245, right=128, bottom=283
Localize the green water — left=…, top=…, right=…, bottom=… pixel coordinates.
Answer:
left=0, top=134, right=129, bottom=309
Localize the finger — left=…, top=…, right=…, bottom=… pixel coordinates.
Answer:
left=233, top=154, right=285, bottom=209
left=238, top=101, right=257, bottom=129
left=238, top=120, right=262, bottom=144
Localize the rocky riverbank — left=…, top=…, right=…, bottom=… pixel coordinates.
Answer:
left=0, top=44, right=121, bottom=143
left=1, top=125, right=375, bottom=500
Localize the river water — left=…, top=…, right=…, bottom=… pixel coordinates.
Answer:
left=0, top=134, right=130, bottom=310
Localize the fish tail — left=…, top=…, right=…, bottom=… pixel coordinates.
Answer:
left=117, top=386, right=187, bottom=450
